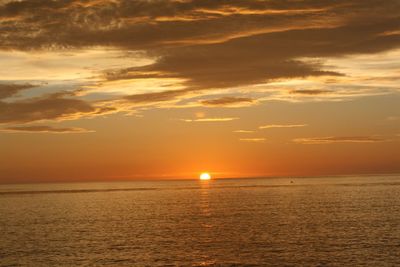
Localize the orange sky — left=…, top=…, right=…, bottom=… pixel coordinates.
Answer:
left=0, top=0, right=399, bottom=183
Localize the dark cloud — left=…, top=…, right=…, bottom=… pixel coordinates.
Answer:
left=201, top=96, right=253, bottom=106
left=0, top=125, right=92, bottom=133
left=0, top=83, right=35, bottom=99
left=293, top=136, right=386, bottom=144
left=123, top=89, right=189, bottom=103
left=0, top=93, right=114, bottom=124
left=2, top=0, right=399, bottom=51
left=0, top=0, right=350, bottom=49
left=107, top=53, right=339, bottom=91
left=1, top=0, right=400, bottom=96
left=128, top=18, right=399, bottom=90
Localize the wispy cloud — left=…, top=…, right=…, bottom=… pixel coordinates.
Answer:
left=0, top=125, right=93, bottom=134
left=234, top=130, right=254, bottom=133
left=124, top=89, right=189, bottom=103
left=182, top=117, right=239, bottom=122
left=259, top=124, right=307, bottom=129
left=289, top=89, right=333, bottom=95
left=293, top=136, right=386, bottom=144
left=239, top=138, right=265, bottom=143
left=201, top=97, right=254, bottom=106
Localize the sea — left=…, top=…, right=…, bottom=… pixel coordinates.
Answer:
left=1, top=175, right=400, bottom=266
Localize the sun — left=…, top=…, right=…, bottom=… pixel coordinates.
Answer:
left=199, top=172, right=211, bottom=180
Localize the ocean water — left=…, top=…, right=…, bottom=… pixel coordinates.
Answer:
left=1, top=176, right=400, bottom=266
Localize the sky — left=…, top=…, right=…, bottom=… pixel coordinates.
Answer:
left=0, top=0, right=399, bottom=183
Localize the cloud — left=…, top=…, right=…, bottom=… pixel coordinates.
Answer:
left=0, top=0, right=347, bottom=49
left=293, top=136, right=386, bottom=144
left=182, top=117, right=239, bottom=122
left=239, top=138, right=265, bottom=143
left=1, top=0, right=399, bottom=92
left=259, top=124, right=307, bottom=129
left=0, top=92, right=115, bottom=124
left=201, top=96, right=254, bottom=106
left=123, top=89, right=189, bottom=103
left=289, top=89, right=333, bottom=95
left=0, top=0, right=400, bottom=119
left=125, top=45, right=339, bottom=91
left=0, top=83, right=35, bottom=99
left=234, top=130, right=254, bottom=133
left=386, top=116, right=399, bottom=121
left=0, top=125, right=93, bottom=133
left=117, top=8, right=400, bottom=91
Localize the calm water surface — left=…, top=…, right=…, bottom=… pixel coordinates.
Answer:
left=1, top=176, right=400, bottom=266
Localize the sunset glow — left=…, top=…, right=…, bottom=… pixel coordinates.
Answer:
left=200, top=173, right=211, bottom=181
left=0, top=0, right=399, bottom=184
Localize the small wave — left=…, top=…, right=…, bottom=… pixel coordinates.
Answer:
left=1, top=180, right=399, bottom=196
left=0, top=187, right=159, bottom=196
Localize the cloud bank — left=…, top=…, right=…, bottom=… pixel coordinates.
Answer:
left=0, top=0, right=400, bottom=126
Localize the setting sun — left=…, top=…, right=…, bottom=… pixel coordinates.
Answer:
left=199, top=173, right=211, bottom=180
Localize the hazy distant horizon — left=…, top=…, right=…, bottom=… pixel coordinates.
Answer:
left=1, top=172, right=400, bottom=185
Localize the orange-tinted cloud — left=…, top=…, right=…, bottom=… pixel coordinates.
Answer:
left=293, top=136, right=387, bottom=144
left=290, top=89, right=333, bottom=95
left=201, top=97, right=254, bottom=106
left=259, top=124, right=307, bottom=129
left=124, top=89, right=189, bottom=103
left=239, top=138, right=265, bottom=143
left=0, top=83, right=35, bottom=99
left=182, top=117, right=239, bottom=122
left=234, top=130, right=254, bottom=133
left=2, top=0, right=399, bottom=92
left=0, top=125, right=93, bottom=133
left=0, top=93, right=114, bottom=124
